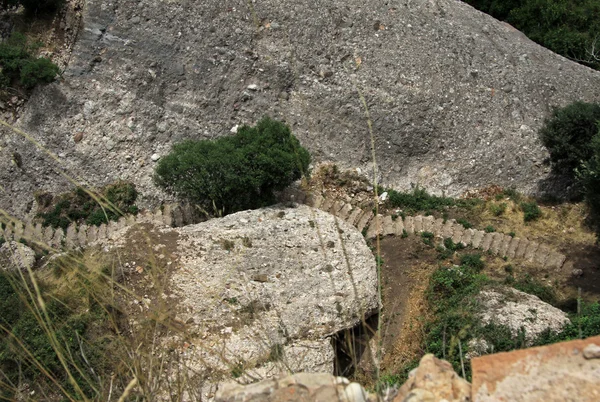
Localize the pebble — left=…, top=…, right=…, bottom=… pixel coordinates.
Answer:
left=247, top=84, right=258, bottom=91
left=151, top=153, right=161, bottom=162
left=230, top=125, right=238, bottom=133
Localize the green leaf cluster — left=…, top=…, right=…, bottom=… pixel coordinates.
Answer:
left=463, top=0, right=600, bottom=70
left=0, top=32, right=59, bottom=89
left=154, top=117, right=311, bottom=215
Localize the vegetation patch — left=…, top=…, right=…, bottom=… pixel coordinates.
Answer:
left=0, top=32, right=59, bottom=91
left=36, top=181, right=139, bottom=229
left=386, top=187, right=480, bottom=215
left=155, top=117, right=310, bottom=216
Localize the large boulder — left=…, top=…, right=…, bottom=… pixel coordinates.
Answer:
left=477, top=287, right=569, bottom=344
left=166, top=204, right=377, bottom=395
left=3, top=0, right=600, bottom=217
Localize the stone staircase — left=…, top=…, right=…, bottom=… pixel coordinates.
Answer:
left=0, top=202, right=204, bottom=251
left=0, top=187, right=569, bottom=272
left=280, top=188, right=568, bottom=271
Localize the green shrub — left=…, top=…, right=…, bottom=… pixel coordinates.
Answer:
left=539, top=101, right=600, bottom=176
left=37, top=182, right=139, bottom=229
left=460, top=253, right=485, bottom=272
left=155, top=117, right=310, bottom=215
left=484, top=225, right=495, bottom=233
left=20, top=57, right=59, bottom=88
left=456, top=218, right=473, bottom=229
left=490, top=202, right=507, bottom=217
left=463, top=1, right=600, bottom=70
left=0, top=32, right=59, bottom=89
left=577, top=131, right=600, bottom=238
left=386, top=187, right=480, bottom=214
left=421, top=231, right=434, bottom=246
left=521, top=201, right=542, bottom=222
left=512, top=275, right=557, bottom=305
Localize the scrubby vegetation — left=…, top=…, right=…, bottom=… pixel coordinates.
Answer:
left=36, top=181, right=139, bottom=229
left=416, top=252, right=600, bottom=380
left=1, top=0, right=63, bottom=14
left=0, top=32, right=59, bottom=90
left=463, top=0, right=600, bottom=69
left=539, top=101, right=600, bottom=237
left=155, top=117, right=310, bottom=215
left=385, top=187, right=480, bottom=215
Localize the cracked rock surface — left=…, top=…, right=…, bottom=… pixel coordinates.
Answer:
left=3, top=0, right=600, bottom=218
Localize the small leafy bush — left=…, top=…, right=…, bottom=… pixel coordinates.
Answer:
left=490, top=202, right=507, bottom=217
left=484, top=225, right=495, bottom=233
left=37, top=181, right=139, bottom=229
left=155, top=117, right=310, bottom=215
left=0, top=32, right=59, bottom=89
left=456, top=218, right=473, bottom=229
left=421, top=231, right=434, bottom=246
left=521, top=201, right=542, bottom=222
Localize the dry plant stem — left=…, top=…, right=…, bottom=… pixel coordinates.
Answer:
left=117, top=377, right=138, bottom=402
left=354, top=81, right=383, bottom=381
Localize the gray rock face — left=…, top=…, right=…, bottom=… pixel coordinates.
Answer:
left=169, top=204, right=377, bottom=393
left=3, top=0, right=600, bottom=217
left=477, top=287, right=569, bottom=344
left=0, top=241, right=36, bottom=272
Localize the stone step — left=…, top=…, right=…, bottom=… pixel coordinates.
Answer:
left=480, top=232, right=495, bottom=251
left=163, top=204, right=173, bottom=226
left=393, top=215, right=405, bottom=236
left=77, top=224, right=88, bottom=248
left=50, top=227, right=64, bottom=249
left=545, top=252, right=566, bottom=270
left=514, top=239, right=529, bottom=259
left=43, top=226, right=54, bottom=245
left=320, top=197, right=336, bottom=213
left=382, top=215, right=395, bottom=236
left=308, top=193, right=324, bottom=209
left=97, top=223, right=107, bottom=241
left=489, top=233, right=505, bottom=255
left=506, top=237, right=521, bottom=259
left=65, top=223, right=78, bottom=249
left=403, top=216, right=415, bottom=234
left=441, top=220, right=454, bottom=239
left=337, top=203, right=353, bottom=221
left=524, top=241, right=540, bottom=261
left=534, top=244, right=551, bottom=266
left=87, top=225, right=98, bottom=244
left=366, top=215, right=384, bottom=239
left=331, top=201, right=345, bottom=217
left=422, top=215, right=435, bottom=233
left=498, top=235, right=511, bottom=257
left=451, top=224, right=465, bottom=245
left=471, top=230, right=485, bottom=249
left=413, top=215, right=424, bottom=233
left=347, top=208, right=364, bottom=227
left=356, top=210, right=374, bottom=233
left=460, top=228, right=475, bottom=246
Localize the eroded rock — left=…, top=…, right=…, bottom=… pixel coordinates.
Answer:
left=0, top=241, right=36, bottom=272
left=167, top=204, right=378, bottom=397
left=477, top=287, right=569, bottom=344
left=393, top=354, right=471, bottom=402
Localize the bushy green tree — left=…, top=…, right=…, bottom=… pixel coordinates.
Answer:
left=463, top=0, right=600, bottom=70
left=539, top=101, right=600, bottom=176
left=577, top=129, right=600, bottom=238
left=154, top=117, right=310, bottom=215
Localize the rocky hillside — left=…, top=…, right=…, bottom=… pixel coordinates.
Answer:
left=3, top=0, right=600, bottom=218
